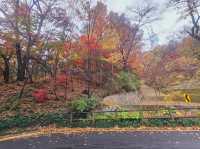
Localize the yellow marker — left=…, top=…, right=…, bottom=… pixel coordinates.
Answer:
left=184, top=93, right=192, bottom=103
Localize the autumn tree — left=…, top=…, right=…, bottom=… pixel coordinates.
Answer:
left=143, top=37, right=200, bottom=94
left=170, top=0, right=200, bottom=41
left=142, top=42, right=179, bottom=94
left=0, top=33, right=14, bottom=83
left=0, top=0, right=61, bottom=82
left=169, top=0, right=200, bottom=61
left=109, top=1, right=158, bottom=71
left=70, top=0, right=111, bottom=97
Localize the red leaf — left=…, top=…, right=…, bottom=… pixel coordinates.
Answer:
left=56, top=74, right=68, bottom=85
left=32, top=89, right=48, bottom=103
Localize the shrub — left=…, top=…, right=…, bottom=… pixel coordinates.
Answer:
left=2, top=114, right=200, bottom=134
left=56, top=74, right=68, bottom=85
left=70, top=96, right=98, bottom=113
left=115, top=71, right=140, bottom=92
left=32, top=89, right=48, bottom=103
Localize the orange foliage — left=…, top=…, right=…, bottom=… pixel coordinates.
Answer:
left=128, top=51, right=144, bottom=76
left=79, top=35, right=101, bottom=51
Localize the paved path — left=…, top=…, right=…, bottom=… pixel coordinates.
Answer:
left=1, top=131, right=200, bottom=149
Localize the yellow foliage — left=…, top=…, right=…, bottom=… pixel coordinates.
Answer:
left=48, top=60, right=54, bottom=64
left=164, top=91, right=183, bottom=102
left=58, top=53, right=64, bottom=59
left=100, top=27, right=119, bottom=50
left=69, top=52, right=80, bottom=61
left=105, top=52, right=121, bottom=64
left=101, top=35, right=119, bottom=50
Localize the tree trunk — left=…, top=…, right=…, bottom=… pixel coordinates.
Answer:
left=3, top=57, right=10, bottom=83
left=123, top=60, right=129, bottom=72
left=86, top=57, right=92, bottom=98
left=26, top=66, right=33, bottom=83
left=26, top=60, right=33, bottom=83
left=16, top=43, right=25, bottom=81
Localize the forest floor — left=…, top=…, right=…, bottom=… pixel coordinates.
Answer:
left=0, top=79, right=115, bottom=118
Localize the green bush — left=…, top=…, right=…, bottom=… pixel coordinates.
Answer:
left=70, top=96, right=99, bottom=113
left=115, top=71, right=140, bottom=92
left=0, top=113, right=69, bottom=133
left=1, top=113, right=200, bottom=134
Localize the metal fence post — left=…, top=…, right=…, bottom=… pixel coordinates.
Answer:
left=92, top=112, right=95, bottom=127
left=139, top=110, right=143, bottom=126
left=70, top=112, right=73, bottom=127
left=168, top=108, right=174, bottom=120
left=139, top=110, right=143, bottom=119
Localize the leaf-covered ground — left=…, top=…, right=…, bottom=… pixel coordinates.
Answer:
left=0, top=79, right=111, bottom=118
left=1, top=79, right=200, bottom=120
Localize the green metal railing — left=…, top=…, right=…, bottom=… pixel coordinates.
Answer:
left=1, top=107, right=200, bottom=132
left=57, top=106, right=200, bottom=127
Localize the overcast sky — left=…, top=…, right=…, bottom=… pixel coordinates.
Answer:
left=106, top=0, right=186, bottom=47
left=0, top=0, right=187, bottom=49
